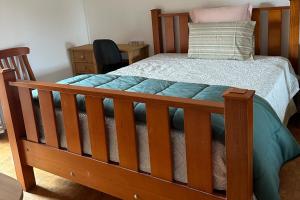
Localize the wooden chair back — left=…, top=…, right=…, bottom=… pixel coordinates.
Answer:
left=0, top=47, right=36, bottom=81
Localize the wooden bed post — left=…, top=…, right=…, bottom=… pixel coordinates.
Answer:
left=223, top=88, right=255, bottom=200
left=0, top=69, right=36, bottom=191
left=151, top=9, right=163, bottom=54
left=289, top=0, right=300, bottom=74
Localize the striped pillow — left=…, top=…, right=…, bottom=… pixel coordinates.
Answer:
left=188, top=21, right=256, bottom=60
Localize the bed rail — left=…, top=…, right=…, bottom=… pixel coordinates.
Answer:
left=0, top=69, right=254, bottom=200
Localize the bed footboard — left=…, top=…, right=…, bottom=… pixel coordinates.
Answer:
left=0, top=69, right=254, bottom=200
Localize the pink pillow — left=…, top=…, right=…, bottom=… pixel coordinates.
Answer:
left=190, top=4, right=253, bottom=23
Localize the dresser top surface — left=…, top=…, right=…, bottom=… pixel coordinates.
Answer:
left=70, top=44, right=148, bottom=52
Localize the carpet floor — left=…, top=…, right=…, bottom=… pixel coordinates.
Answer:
left=0, top=130, right=299, bottom=200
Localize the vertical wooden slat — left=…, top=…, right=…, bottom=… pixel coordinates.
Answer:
left=165, top=16, right=176, bottom=53
left=114, top=99, right=138, bottom=170
left=268, top=9, right=282, bottom=56
left=38, top=90, right=59, bottom=148
left=184, top=109, right=213, bottom=193
left=10, top=57, right=21, bottom=79
left=18, top=56, right=29, bottom=80
left=223, top=88, right=254, bottom=200
left=289, top=0, right=300, bottom=74
left=86, top=96, right=108, bottom=162
left=22, top=55, right=36, bottom=80
left=4, top=58, right=11, bottom=68
left=147, top=103, right=172, bottom=180
left=0, top=69, right=36, bottom=190
left=252, top=9, right=261, bottom=55
left=151, top=9, right=163, bottom=54
left=18, top=88, right=39, bottom=142
left=179, top=15, right=189, bottom=53
left=60, top=93, right=82, bottom=154
left=0, top=60, right=4, bottom=69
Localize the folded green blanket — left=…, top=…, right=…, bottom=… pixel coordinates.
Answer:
left=33, top=74, right=300, bottom=200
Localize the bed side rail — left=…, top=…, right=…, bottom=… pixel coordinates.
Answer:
left=0, top=69, right=254, bottom=200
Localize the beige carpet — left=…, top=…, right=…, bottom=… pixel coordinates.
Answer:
left=0, top=132, right=299, bottom=200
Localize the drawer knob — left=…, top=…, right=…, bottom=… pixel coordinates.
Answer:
left=133, top=194, right=139, bottom=199
left=80, top=55, right=85, bottom=59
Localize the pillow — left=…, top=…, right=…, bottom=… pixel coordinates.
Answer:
left=190, top=4, right=253, bottom=23
left=188, top=21, right=256, bottom=60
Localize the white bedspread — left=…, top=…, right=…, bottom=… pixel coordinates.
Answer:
left=110, top=53, right=299, bottom=122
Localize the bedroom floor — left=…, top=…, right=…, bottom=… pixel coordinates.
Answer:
left=0, top=123, right=299, bottom=200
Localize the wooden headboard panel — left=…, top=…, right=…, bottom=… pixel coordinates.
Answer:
left=151, top=0, right=300, bottom=74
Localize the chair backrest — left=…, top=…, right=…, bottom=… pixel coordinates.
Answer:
left=0, top=47, right=36, bottom=80
left=93, top=39, right=122, bottom=67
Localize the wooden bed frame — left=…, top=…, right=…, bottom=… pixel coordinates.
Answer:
left=0, top=1, right=299, bottom=200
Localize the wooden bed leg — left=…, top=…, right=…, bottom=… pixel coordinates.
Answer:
left=0, top=69, right=36, bottom=191
left=223, top=88, right=255, bottom=200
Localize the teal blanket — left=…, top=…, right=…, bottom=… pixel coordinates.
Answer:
left=33, top=74, right=300, bottom=200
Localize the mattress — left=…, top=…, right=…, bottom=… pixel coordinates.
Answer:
left=36, top=107, right=228, bottom=190
left=36, top=54, right=299, bottom=194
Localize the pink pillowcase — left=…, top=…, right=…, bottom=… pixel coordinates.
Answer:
left=190, top=4, right=253, bottom=23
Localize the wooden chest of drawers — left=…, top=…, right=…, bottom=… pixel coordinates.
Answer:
left=69, top=44, right=149, bottom=75
left=69, top=45, right=98, bottom=75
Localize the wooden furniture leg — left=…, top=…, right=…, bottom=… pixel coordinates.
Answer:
left=0, top=69, right=36, bottom=191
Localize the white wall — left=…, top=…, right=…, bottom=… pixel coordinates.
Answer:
left=84, top=0, right=289, bottom=54
left=0, top=0, right=89, bottom=81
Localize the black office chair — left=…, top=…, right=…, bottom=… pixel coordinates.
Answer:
left=93, top=39, right=128, bottom=73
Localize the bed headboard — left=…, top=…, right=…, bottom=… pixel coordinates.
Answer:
left=151, top=0, right=300, bottom=74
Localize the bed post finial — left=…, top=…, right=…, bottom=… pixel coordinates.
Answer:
left=289, top=0, right=300, bottom=74
left=151, top=9, right=163, bottom=54
left=223, top=88, right=254, bottom=200
left=0, top=69, right=36, bottom=190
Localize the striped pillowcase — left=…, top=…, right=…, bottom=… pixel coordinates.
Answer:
left=188, top=21, right=256, bottom=60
